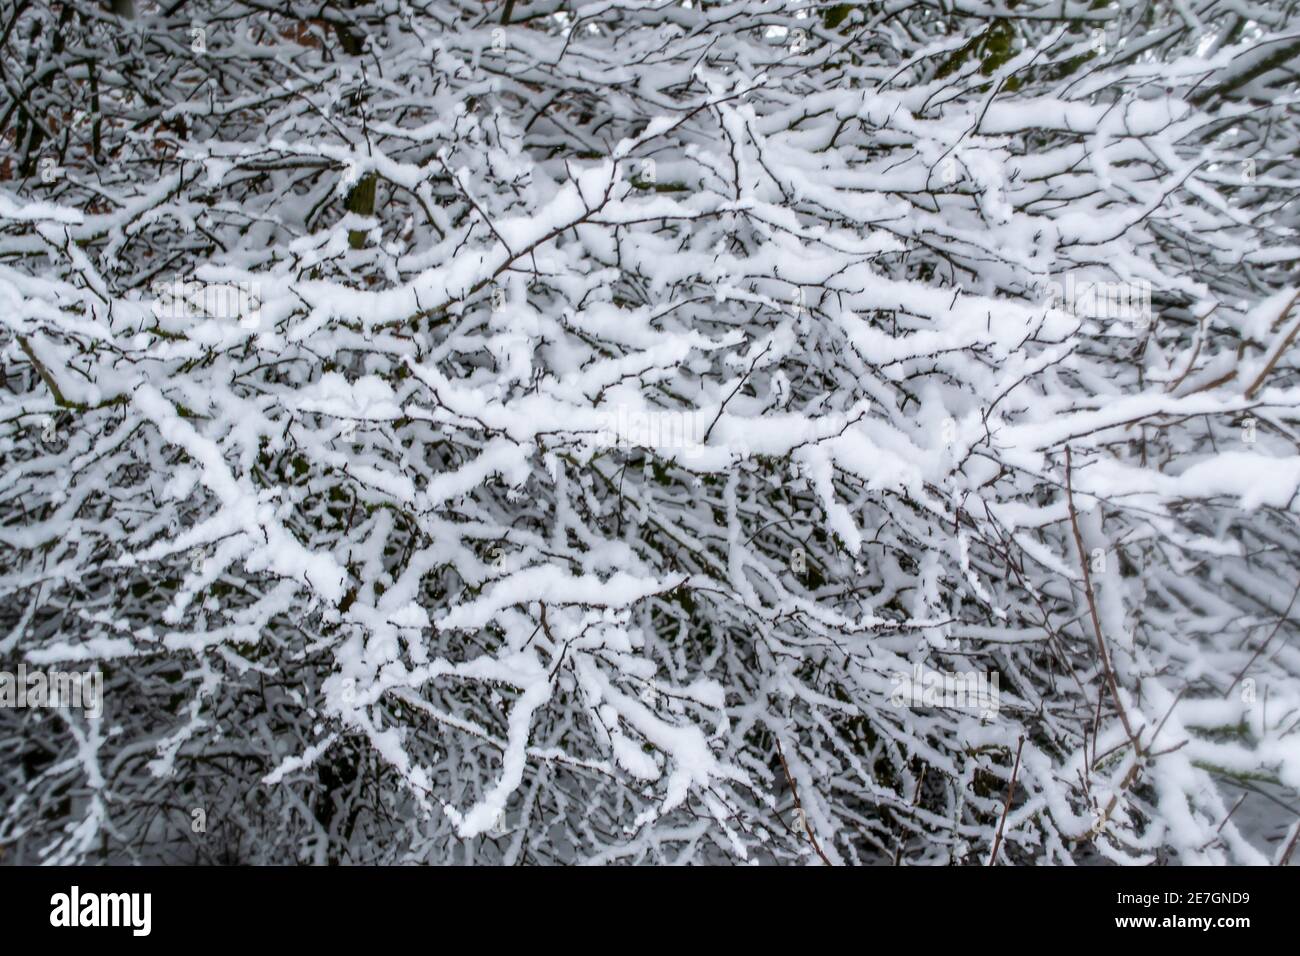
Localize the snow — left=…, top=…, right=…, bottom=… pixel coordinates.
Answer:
left=2, top=0, right=1298, bottom=867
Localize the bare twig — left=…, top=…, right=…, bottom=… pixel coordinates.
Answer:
left=774, top=736, right=834, bottom=866
left=1279, top=817, right=1300, bottom=867
left=987, top=735, right=1025, bottom=866
left=703, top=342, right=772, bottom=445
left=1244, top=290, right=1300, bottom=399
left=1064, top=446, right=1141, bottom=753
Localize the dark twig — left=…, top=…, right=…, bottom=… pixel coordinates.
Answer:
left=987, top=735, right=1025, bottom=866
left=1064, top=446, right=1140, bottom=753
left=774, top=736, right=833, bottom=866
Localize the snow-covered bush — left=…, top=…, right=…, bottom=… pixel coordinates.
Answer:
left=1, top=0, right=1298, bottom=864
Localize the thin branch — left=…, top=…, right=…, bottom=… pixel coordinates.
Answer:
left=987, top=735, right=1025, bottom=866
left=774, top=737, right=833, bottom=866
left=1064, top=446, right=1141, bottom=753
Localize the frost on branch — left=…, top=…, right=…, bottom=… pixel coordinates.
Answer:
left=1, top=1, right=1298, bottom=864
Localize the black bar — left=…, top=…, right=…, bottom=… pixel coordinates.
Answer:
left=0, top=865, right=1285, bottom=943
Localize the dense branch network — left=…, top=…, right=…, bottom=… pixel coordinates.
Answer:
left=0, top=0, right=1297, bottom=864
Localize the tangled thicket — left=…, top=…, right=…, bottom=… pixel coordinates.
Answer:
left=2, top=0, right=1299, bottom=864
